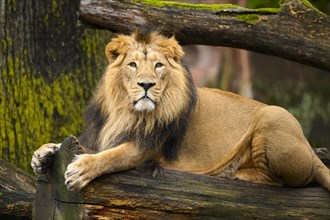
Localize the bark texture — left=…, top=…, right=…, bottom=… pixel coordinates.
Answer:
left=79, top=0, right=330, bottom=71
left=0, top=160, right=36, bottom=219
left=34, top=136, right=330, bottom=219
left=0, top=0, right=109, bottom=171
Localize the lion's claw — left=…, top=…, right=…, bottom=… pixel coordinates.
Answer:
left=64, top=154, right=96, bottom=191
left=31, top=143, right=61, bottom=174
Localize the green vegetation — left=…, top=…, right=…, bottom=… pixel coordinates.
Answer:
left=254, top=79, right=330, bottom=148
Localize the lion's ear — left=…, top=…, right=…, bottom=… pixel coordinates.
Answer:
left=105, top=35, right=130, bottom=63
left=156, top=35, right=184, bottom=62
left=166, top=36, right=185, bottom=61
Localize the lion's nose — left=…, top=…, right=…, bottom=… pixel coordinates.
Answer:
left=137, top=82, right=156, bottom=91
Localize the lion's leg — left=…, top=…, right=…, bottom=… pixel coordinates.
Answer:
left=64, top=142, right=148, bottom=190
left=231, top=134, right=283, bottom=186
left=253, top=106, right=318, bottom=188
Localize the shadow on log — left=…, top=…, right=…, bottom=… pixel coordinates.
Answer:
left=34, top=136, right=330, bottom=219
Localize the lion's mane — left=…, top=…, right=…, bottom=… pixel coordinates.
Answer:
left=79, top=32, right=197, bottom=160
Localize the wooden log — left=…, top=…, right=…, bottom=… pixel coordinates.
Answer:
left=34, top=136, right=330, bottom=219
left=79, top=0, right=330, bottom=71
left=0, top=160, right=36, bottom=219
left=314, top=148, right=330, bottom=168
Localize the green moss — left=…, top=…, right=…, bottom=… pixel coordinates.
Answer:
left=255, top=8, right=281, bottom=13
left=0, top=59, right=88, bottom=171
left=44, top=14, right=49, bottom=27
left=0, top=25, right=109, bottom=172
left=133, top=0, right=242, bottom=10
left=235, top=14, right=260, bottom=24
left=133, top=0, right=283, bottom=13
left=134, top=0, right=281, bottom=25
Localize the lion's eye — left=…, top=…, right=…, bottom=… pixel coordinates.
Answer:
left=155, top=62, right=163, bottom=68
left=129, top=62, right=137, bottom=68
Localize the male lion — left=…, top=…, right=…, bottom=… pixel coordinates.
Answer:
left=31, top=31, right=330, bottom=192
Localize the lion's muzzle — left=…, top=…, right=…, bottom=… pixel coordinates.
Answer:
left=133, top=81, right=158, bottom=112
left=133, top=92, right=157, bottom=112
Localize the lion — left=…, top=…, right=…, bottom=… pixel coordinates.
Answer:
left=31, top=31, right=330, bottom=192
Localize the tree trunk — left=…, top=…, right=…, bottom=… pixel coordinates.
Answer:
left=0, top=160, right=36, bottom=219
left=0, top=0, right=109, bottom=171
left=34, top=136, right=330, bottom=219
left=79, top=0, right=330, bottom=71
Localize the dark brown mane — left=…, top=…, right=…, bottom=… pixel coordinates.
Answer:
left=134, top=29, right=153, bottom=44
left=133, top=29, right=174, bottom=45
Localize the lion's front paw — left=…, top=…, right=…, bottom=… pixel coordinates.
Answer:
left=31, top=143, right=61, bottom=174
left=64, top=154, right=98, bottom=191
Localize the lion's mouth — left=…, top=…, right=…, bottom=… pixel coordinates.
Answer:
left=133, top=94, right=157, bottom=112
left=133, top=95, right=156, bottom=106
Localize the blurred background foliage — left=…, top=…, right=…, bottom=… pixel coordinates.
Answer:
left=0, top=0, right=329, bottom=173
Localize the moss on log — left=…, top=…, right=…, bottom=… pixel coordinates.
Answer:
left=79, top=0, right=330, bottom=71
left=0, top=0, right=109, bottom=172
left=34, top=136, right=330, bottom=219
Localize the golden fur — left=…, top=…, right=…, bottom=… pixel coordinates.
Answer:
left=32, top=32, right=330, bottom=192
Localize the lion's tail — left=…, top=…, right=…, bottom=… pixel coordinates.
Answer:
left=312, top=151, right=330, bottom=192
left=199, top=121, right=258, bottom=177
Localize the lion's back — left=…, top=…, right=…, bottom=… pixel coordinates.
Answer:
left=194, top=88, right=266, bottom=133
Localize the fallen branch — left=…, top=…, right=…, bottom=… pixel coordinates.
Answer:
left=34, top=136, right=330, bottom=219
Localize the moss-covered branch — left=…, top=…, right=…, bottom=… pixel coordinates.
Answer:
left=79, top=0, right=330, bottom=71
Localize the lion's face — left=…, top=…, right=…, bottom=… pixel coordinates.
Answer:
left=121, top=48, right=169, bottom=112
left=103, top=32, right=187, bottom=114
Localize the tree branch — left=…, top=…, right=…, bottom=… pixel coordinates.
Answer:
left=79, top=0, right=330, bottom=71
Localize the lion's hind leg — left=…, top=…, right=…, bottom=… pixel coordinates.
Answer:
left=231, top=134, right=283, bottom=186
left=252, top=106, right=320, bottom=188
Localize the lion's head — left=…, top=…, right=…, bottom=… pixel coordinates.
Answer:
left=104, top=31, right=189, bottom=112
left=80, top=31, right=196, bottom=160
